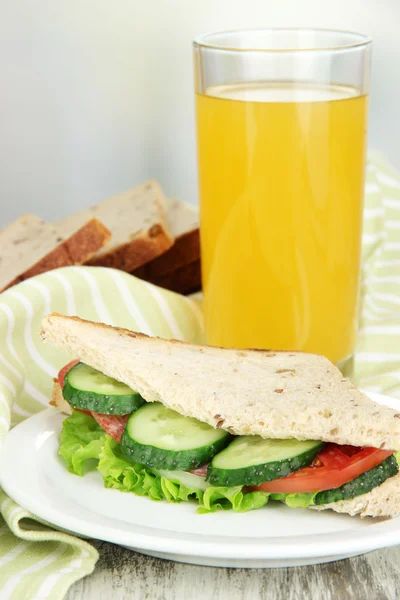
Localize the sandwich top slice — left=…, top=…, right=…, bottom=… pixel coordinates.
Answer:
left=41, top=313, right=400, bottom=517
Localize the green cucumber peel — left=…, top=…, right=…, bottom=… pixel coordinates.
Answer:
left=58, top=411, right=398, bottom=513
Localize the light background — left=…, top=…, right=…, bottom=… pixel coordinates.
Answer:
left=0, top=0, right=399, bottom=225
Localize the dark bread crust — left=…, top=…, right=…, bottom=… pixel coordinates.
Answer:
left=139, top=259, right=202, bottom=295
left=87, top=223, right=173, bottom=272
left=1, top=219, right=111, bottom=292
left=133, top=229, right=200, bottom=280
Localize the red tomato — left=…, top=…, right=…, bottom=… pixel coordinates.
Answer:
left=253, top=444, right=394, bottom=494
left=91, top=413, right=129, bottom=443
left=58, top=360, right=79, bottom=387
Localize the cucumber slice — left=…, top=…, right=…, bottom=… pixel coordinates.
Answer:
left=63, top=362, right=145, bottom=415
left=120, top=402, right=231, bottom=470
left=314, top=455, right=399, bottom=505
left=207, top=436, right=324, bottom=487
left=155, top=469, right=211, bottom=492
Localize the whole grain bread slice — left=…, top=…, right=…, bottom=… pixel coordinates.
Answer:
left=57, top=181, right=173, bottom=273
left=0, top=215, right=111, bottom=293
left=41, top=313, right=400, bottom=452
left=132, top=198, right=199, bottom=282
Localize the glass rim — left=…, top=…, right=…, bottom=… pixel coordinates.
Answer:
left=193, top=28, right=372, bottom=53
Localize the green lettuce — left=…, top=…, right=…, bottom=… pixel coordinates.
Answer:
left=270, top=492, right=317, bottom=508
left=59, top=410, right=106, bottom=476
left=59, top=411, right=318, bottom=513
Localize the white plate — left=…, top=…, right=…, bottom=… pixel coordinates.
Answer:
left=1, top=392, right=400, bottom=568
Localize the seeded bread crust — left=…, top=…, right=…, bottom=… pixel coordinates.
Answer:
left=41, top=314, right=400, bottom=453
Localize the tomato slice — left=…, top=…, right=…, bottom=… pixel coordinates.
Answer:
left=253, top=444, right=394, bottom=494
left=91, top=413, right=129, bottom=443
left=58, top=360, right=79, bottom=387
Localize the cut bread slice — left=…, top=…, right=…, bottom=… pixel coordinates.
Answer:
left=145, top=259, right=201, bottom=295
left=57, top=181, right=174, bottom=273
left=132, top=198, right=199, bottom=282
left=165, top=198, right=198, bottom=251
left=0, top=215, right=111, bottom=293
left=50, top=379, right=72, bottom=415
left=41, top=314, right=400, bottom=451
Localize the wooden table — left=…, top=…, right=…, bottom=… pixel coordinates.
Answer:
left=66, top=541, right=400, bottom=599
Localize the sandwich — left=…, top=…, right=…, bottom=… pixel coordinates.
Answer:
left=41, top=313, right=400, bottom=517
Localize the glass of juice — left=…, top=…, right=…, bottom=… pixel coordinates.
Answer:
left=194, top=29, right=371, bottom=372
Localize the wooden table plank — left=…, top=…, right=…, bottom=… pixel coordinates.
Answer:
left=66, top=542, right=400, bottom=600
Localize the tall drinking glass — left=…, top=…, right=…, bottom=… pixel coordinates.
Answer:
left=194, top=29, right=371, bottom=372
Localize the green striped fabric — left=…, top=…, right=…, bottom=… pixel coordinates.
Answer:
left=355, top=153, right=400, bottom=394
left=0, top=153, right=399, bottom=598
left=0, top=268, right=204, bottom=599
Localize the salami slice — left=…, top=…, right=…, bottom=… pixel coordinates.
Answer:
left=188, top=463, right=209, bottom=477
left=91, top=413, right=129, bottom=443
left=58, top=360, right=79, bottom=387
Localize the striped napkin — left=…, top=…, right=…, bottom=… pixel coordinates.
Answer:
left=0, top=269, right=204, bottom=599
left=355, top=152, right=400, bottom=394
left=0, top=153, right=399, bottom=598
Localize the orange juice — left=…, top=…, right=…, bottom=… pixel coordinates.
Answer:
left=196, top=83, right=367, bottom=365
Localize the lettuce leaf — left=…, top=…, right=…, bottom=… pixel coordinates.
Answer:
left=98, top=436, right=204, bottom=503
left=58, top=411, right=318, bottom=513
left=97, top=436, right=273, bottom=512
left=270, top=492, right=317, bottom=508
left=59, top=410, right=106, bottom=476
